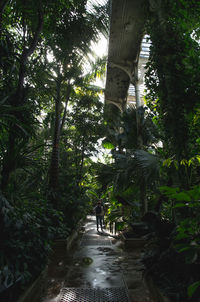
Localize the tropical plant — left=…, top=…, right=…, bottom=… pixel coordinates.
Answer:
left=100, top=106, right=161, bottom=216
left=0, top=1, right=109, bottom=299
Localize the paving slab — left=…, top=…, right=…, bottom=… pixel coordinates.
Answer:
left=42, top=215, right=154, bottom=302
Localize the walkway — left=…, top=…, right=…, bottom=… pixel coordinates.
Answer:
left=42, top=216, right=153, bottom=302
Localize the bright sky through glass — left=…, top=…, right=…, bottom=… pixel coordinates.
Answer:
left=91, top=34, right=108, bottom=58
left=91, top=34, right=108, bottom=88
left=86, top=0, right=108, bottom=88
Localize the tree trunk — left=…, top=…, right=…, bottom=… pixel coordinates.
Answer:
left=133, top=63, right=143, bottom=149
left=78, top=136, right=85, bottom=191
left=60, top=84, right=71, bottom=133
left=48, top=77, right=62, bottom=205
left=133, top=63, right=147, bottom=215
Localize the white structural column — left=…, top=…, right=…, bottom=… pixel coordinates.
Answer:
left=105, top=0, right=147, bottom=111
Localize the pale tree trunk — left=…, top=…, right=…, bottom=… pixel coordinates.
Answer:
left=133, top=62, right=148, bottom=215
left=132, top=62, right=143, bottom=148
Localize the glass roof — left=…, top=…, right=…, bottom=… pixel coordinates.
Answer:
left=128, top=35, right=151, bottom=99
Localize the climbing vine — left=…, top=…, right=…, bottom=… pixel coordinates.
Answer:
left=145, top=0, right=200, bottom=163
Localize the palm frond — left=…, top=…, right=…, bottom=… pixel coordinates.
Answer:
left=134, top=149, right=160, bottom=182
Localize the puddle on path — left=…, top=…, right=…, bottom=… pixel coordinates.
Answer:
left=42, top=216, right=154, bottom=302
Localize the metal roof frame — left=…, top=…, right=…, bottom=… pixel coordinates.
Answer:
left=105, top=0, right=147, bottom=111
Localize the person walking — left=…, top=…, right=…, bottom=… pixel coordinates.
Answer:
left=94, top=200, right=104, bottom=232
left=100, top=200, right=105, bottom=227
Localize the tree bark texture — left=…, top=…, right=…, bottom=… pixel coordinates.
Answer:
left=60, top=84, right=71, bottom=133
left=48, top=78, right=62, bottom=198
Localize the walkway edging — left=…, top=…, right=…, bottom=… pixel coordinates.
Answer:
left=144, top=273, right=171, bottom=302
left=17, top=267, right=47, bottom=302
left=17, top=227, right=80, bottom=302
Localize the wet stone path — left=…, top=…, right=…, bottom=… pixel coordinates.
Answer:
left=42, top=216, right=153, bottom=302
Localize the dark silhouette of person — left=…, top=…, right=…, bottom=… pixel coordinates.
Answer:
left=94, top=201, right=104, bottom=231
left=100, top=200, right=105, bottom=227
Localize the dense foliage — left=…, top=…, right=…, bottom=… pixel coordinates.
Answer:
left=0, top=0, right=108, bottom=299
left=142, top=1, right=200, bottom=300
left=1, top=0, right=200, bottom=301
left=95, top=1, right=200, bottom=301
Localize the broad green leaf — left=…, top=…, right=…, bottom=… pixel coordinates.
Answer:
left=87, top=190, right=98, bottom=198
left=174, top=160, right=178, bottom=170
left=188, top=281, right=200, bottom=297
left=188, top=158, right=195, bottom=166
left=196, top=138, right=200, bottom=145
left=177, top=246, right=191, bottom=252
left=159, top=186, right=179, bottom=195
left=163, top=158, right=172, bottom=167
left=173, top=203, right=186, bottom=208
left=172, top=192, right=191, bottom=202
left=196, top=155, right=200, bottom=163
left=102, top=141, right=115, bottom=149
left=180, top=159, right=188, bottom=166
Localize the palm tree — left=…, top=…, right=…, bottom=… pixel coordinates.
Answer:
left=100, top=106, right=161, bottom=215
left=46, top=1, right=109, bottom=205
